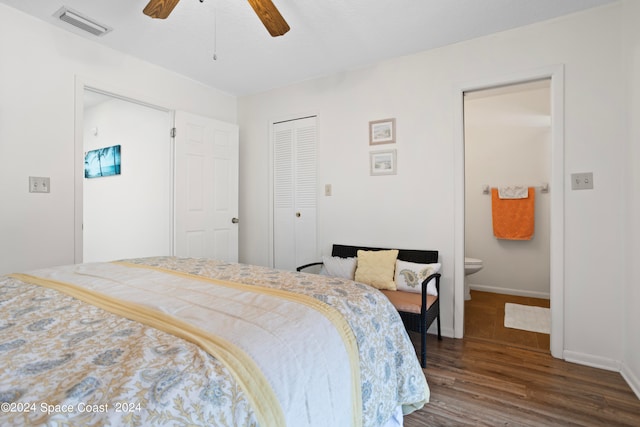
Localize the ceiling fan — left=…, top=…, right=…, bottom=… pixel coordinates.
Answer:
left=143, top=0, right=290, bottom=37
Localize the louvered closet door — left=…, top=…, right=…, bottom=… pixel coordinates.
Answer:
left=273, top=116, right=317, bottom=271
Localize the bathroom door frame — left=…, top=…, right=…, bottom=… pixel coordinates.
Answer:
left=453, top=64, right=565, bottom=359
left=73, top=76, right=175, bottom=264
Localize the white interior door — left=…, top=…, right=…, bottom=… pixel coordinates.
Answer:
left=174, top=111, right=239, bottom=261
left=273, top=116, right=317, bottom=270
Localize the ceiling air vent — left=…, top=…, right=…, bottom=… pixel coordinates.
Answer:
left=54, top=6, right=112, bottom=37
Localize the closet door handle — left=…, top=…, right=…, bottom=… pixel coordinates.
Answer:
left=231, top=217, right=239, bottom=224
left=295, top=212, right=301, bottom=218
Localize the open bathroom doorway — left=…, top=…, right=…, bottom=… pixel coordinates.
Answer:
left=463, top=79, right=552, bottom=352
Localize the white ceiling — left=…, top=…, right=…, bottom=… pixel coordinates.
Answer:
left=1, top=0, right=617, bottom=96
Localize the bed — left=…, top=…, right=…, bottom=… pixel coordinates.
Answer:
left=0, top=256, right=428, bottom=426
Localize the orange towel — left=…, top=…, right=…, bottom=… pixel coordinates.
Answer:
left=491, top=187, right=535, bottom=240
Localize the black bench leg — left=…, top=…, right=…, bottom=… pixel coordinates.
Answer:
left=421, top=325, right=427, bottom=368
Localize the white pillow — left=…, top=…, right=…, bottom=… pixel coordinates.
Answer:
left=394, top=260, right=441, bottom=296
left=319, top=256, right=357, bottom=279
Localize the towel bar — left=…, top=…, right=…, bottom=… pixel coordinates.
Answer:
left=482, top=183, right=549, bottom=194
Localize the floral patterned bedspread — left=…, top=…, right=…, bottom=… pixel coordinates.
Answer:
left=0, top=257, right=428, bottom=426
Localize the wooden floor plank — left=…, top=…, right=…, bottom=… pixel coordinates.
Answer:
left=402, top=291, right=639, bottom=425
left=404, top=334, right=640, bottom=427
left=465, top=290, right=551, bottom=351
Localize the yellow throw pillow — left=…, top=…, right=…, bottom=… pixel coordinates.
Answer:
left=354, top=249, right=399, bottom=290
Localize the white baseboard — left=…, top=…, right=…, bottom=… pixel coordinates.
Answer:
left=621, top=363, right=640, bottom=400
left=563, top=350, right=621, bottom=372
left=469, top=283, right=550, bottom=299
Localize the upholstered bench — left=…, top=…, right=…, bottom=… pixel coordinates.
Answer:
left=297, top=244, right=442, bottom=368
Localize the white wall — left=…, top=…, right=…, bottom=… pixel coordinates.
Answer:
left=83, top=96, right=172, bottom=262
left=0, top=4, right=236, bottom=275
left=622, top=0, right=640, bottom=398
left=238, top=2, right=632, bottom=377
left=465, top=85, right=551, bottom=298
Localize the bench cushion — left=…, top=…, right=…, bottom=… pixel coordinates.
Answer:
left=380, top=290, right=438, bottom=315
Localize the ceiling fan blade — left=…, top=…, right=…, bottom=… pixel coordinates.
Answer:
left=143, top=0, right=181, bottom=19
left=247, top=0, right=290, bottom=37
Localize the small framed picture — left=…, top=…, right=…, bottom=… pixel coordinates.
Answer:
left=84, top=145, right=121, bottom=178
left=369, top=118, right=396, bottom=145
left=370, top=149, right=397, bottom=176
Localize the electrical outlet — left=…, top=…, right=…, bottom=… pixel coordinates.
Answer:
left=29, top=176, right=50, bottom=193
left=571, top=172, right=593, bottom=190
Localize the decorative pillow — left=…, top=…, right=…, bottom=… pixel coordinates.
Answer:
left=319, top=256, right=357, bottom=279
left=394, top=260, right=441, bottom=296
left=354, top=250, right=399, bottom=290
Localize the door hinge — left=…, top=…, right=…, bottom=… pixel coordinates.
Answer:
left=170, top=127, right=176, bottom=138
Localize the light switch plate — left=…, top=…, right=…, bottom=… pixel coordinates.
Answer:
left=571, top=172, right=593, bottom=190
left=29, top=176, right=50, bottom=193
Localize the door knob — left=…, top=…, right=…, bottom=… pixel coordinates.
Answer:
left=231, top=217, right=239, bottom=224
left=295, top=212, right=301, bottom=217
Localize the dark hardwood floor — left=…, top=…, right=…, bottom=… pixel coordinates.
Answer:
left=403, top=334, right=640, bottom=426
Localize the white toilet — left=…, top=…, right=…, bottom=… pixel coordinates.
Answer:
left=464, top=257, right=483, bottom=300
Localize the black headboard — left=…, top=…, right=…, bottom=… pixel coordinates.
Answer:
left=331, top=244, right=438, bottom=264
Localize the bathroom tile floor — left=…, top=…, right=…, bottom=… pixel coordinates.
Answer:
left=464, top=290, right=550, bottom=352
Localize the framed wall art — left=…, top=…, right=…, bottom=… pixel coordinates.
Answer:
left=370, top=149, right=397, bottom=176
left=369, top=118, right=396, bottom=145
left=84, top=144, right=121, bottom=178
